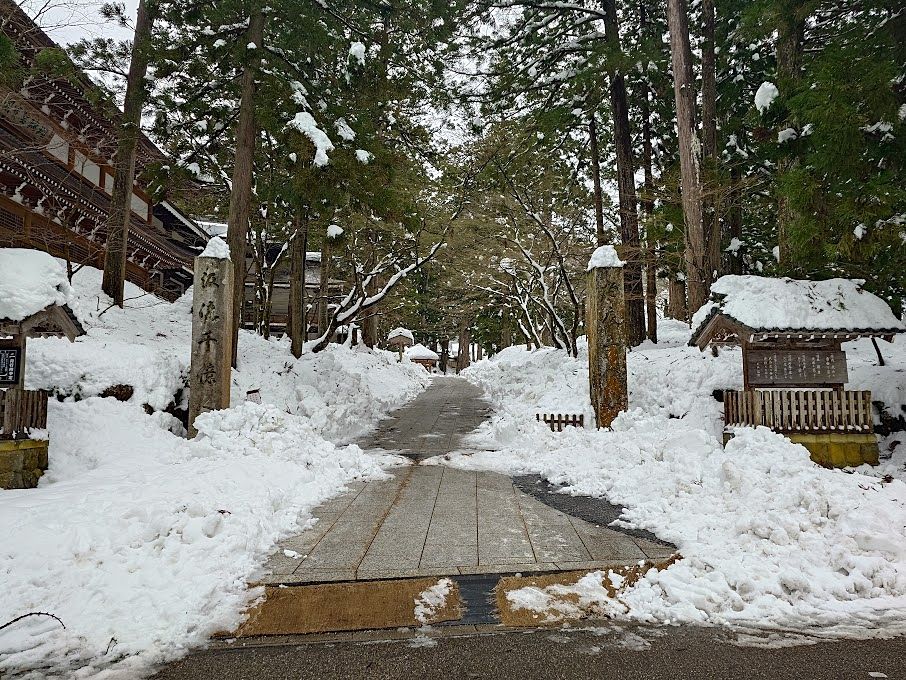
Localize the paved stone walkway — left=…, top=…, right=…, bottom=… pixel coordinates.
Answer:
left=258, top=378, right=672, bottom=584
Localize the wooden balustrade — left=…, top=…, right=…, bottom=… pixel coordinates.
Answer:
left=0, top=388, right=48, bottom=439
left=536, top=413, right=585, bottom=432
left=724, top=389, right=873, bottom=433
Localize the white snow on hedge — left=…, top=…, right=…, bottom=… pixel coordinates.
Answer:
left=587, top=245, right=624, bottom=270
left=0, top=248, right=76, bottom=321
left=755, top=81, right=779, bottom=114
left=287, top=111, right=334, bottom=166
left=199, top=236, right=230, bottom=259
left=691, top=275, right=905, bottom=336
left=444, top=322, right=906, bottom=637
left=0, top=261, right=430, bottom=676
left=406, top=343, right=439, bottom=361
left=327, top=224, right=344, bottom=239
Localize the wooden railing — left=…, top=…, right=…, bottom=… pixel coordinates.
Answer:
left=724, top=389, right=873, bottom=433
left=0, top=388, right=48, bottom=439
left=536, top=413, right=585, bottom=432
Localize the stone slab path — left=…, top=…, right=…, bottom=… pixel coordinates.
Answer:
left=258, top=377, right=672, bottom=585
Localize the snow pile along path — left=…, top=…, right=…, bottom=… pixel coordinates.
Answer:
left=0, top=400, right=391, bottom=677
left=0, top=256, right=431, bottom=677
left=452, top=335, right=906, bottom=637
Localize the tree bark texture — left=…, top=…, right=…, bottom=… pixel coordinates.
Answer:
left=225, top=8, right=265, bottom=366
left=775, top=3, right=805, bottom=270
left=101, top=0, right=155, bottom=306
left=586, top=265, right=628, bottom=428
left=361, top=277, right=379, bottom=348
left=289, top=213, right=307, bottom=358
left=457, top=324, right=471, bottom=373
left=701, top=0, right=722, bottom=281
left=589, top=116, right=606, bottom=247
left=667, top=0, right=708, bottom=314
left=667, top=275, right=688, bottom=321
left=638, top=7, right=658, bottom=344
left=604, top=0, right=645, bottom=347
left=318, top=235, right=332, bottom=338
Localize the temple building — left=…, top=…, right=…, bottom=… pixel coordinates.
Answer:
left=0, top=0, right=208, bottom=301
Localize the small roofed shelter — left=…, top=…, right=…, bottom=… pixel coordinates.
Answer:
left=690, top=275, right=904, bottom=468
left=0, top=248, right=84, bottom=488
left=405, top=343, right=440, bottom=372
left=388, top=327, right=414, bottom=360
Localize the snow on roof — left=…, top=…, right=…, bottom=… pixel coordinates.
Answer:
left=691, top=275, right=904, bottom=338
left=0, top=248, right=76, bottom=321
left=587, top=245, right=624, bottom=270
left=406, top=343, right=439, bottom=361
left=388, top=327, right=414, bottom=342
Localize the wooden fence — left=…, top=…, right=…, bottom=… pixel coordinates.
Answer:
left=724, top=389, right=873, bottom=433
left=0, top=388, right=48, bottom=439
left=536, top=413, right=585, bottom=432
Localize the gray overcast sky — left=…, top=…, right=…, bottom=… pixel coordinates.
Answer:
left=19, top=0, right=137, bottom=44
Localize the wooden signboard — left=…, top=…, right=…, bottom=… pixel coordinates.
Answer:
left=744, top=348, right=848, bottom=388
left=0, top=339, right=22, bottom=387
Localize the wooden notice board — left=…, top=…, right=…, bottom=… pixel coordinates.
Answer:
left=0, top=339, right=22, bottom=387
left=744, top=348, right=848, bottom=387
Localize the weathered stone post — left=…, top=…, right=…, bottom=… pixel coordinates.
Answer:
left=188, top=237, right=234, bottom=437
left=586, top=245, right=628, bottom=428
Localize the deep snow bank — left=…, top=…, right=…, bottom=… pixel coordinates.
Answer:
left=25, top=265, right=430, bottom=438
left=1, top=260, right=430, bottom=677
left=0, top=400, right=389, bottom=677
left=452, top=327, right=906, bottom=636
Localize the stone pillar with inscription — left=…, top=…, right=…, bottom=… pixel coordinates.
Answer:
left=586, top=245, right=628, bottom=428
left=188, top=237, right=234, bottom=437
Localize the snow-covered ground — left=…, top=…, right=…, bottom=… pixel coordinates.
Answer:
left=444, top=321, right=906, bottom=637
left=0, top=263, right=429, bottom=677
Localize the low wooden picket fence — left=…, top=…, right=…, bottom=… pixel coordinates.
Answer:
left=536, top=413, right=585, bottom=432
left=0, top=388, right=48, bottom=439
left=724, top=389, right=873, bottom=433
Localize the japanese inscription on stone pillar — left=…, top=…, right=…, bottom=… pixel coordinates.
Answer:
left=188, top=247, right=234, bottom=437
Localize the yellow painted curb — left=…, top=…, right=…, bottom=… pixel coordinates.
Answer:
left=234, top=577, right=462, bottom=636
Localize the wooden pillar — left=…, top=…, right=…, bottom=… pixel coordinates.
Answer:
left=586, top=246, right=628, bottom=428
left=188, top=242, right=234, bottom=437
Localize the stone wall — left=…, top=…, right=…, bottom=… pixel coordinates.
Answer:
left=0, top=439, right=49, bottom=489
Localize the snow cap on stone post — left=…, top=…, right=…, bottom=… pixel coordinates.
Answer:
left=200, top=236, right=230, bottom=259
left=587, top=245, right=624, bottom=271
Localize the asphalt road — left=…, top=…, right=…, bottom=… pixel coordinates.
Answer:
left=153, top=624, right=905, bottom=680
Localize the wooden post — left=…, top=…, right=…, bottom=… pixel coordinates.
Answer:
left=188, top=245, right=234, bottom=437
left=586, top=246, right=628, bottom=428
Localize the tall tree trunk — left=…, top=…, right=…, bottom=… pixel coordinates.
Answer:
left=318, top=235, right=332, bottom=340
left=500, top=315, right=513, bottom=350
left=457, top=323, right=471, bottom=373
left=225, top=8, right=264, bottom=367
left=701, top=0, right=722, bottom=280
left=726, top=165, right=743, bottom=274
left=775, top=3, right=805, bottom=270
left=289, top=212, right=307, bottom=358
left=589, top=116, right=606, bottom=247
left=361, top=277, right=379, bottom=348
left=667, top=0, right=708, bottom=313
left=101, top=0, right=155, bottom=306
left=639, top=0, right=657, bottom=343
left=667, top=275, right=688, bottom=321
left=604, top=0, right=645, bottom=346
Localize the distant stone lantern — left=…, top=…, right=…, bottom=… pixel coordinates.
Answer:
left=387, top=327, right=414, bottom=361
left=0, top=249, right=84, bottom=488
